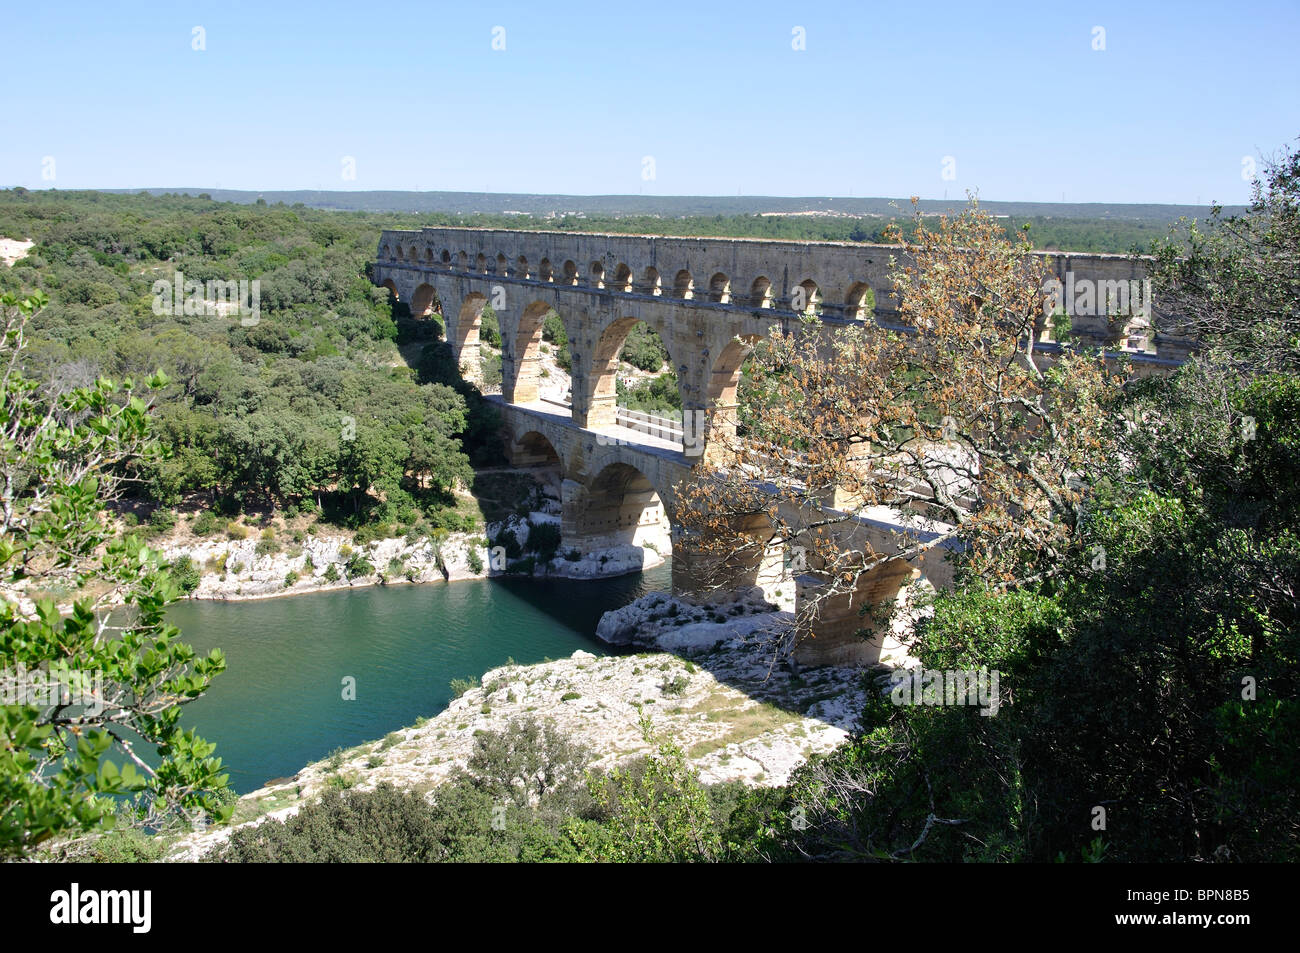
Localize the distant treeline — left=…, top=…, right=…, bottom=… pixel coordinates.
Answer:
left=72, top=187, right=1240, bottom=255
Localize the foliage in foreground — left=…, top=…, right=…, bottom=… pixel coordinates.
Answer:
left=1, top=291, right=230, bottom=859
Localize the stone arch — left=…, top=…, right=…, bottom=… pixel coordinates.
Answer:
left=539, top=258, right=554, bottom=282
left=516, top=255, right=530, bottom=279
left=440, top=249, right=451, bottom=265
left=709, top=272, right=731, bottom=304
left=450, top=292, right=487, bottom=382
left=674, top=269, right=694, bottom=299
left=496, top=253, right=508, bottom=275
left=567, top=460, right=673, bottom=555
left=845, top=282, right=874, bottom=320
left=380, top=244, right=391, bottom=260
left=508, top=429, right=564, bottom=469
left=705, top=333, right=764, bottom=463
left=613, top=263, right=633, bottom=293
left=588, top=261, right=605, bottom=289
left=508, top=301, right=560, bottom=405
left=750, top=276, right=773, bottom=308
left=410, top=283, right=437, bottom=317
left=425, top=247, right=436, bottom=264
left=562, top=260, right=578, bottom=285
left=457, top=251, right=469, bottom=270
left=379, top=278, right=399, bottom=300
left=643, top=267, right=662, bottom=296
left=794, top=279, right=822, bottom=316
left=408, top=245, right=421, bottom=262
left=395, top=246, right=405, bottom=262
left=584, top=316, right=680, bottom=433
left=475, top=253, right=488, bottom=273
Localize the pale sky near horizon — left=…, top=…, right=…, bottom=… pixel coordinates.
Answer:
left=3, top=0, right=1297, bottom=205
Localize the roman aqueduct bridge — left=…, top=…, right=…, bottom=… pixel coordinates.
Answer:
left=374, top=226, right=1188, bottom=665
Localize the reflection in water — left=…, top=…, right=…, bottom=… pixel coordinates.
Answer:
left=166, top=563, right=670, bottom=793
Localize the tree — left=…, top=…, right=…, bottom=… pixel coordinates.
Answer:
left=676, top=198, right=1126, bottom=654
left=0, top=290, right=230, bottom=859
left=1147, top=141, right=1300, bottom=373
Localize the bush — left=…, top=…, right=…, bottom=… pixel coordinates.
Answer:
left=449, top=676, right=480, bottom=699
left=192, top=510, right=222, bottom=536
left=166, top=555, right=201, bottom=594
left=147, top=508, right=177, bottom=535
left=466, top=546, right=484, bottom=574
left=324, top=563, right=340, bottom=582
left=491, top=527, right=521, bottom=559
left=523, top=521, right=562, bottom=561
left=284, top=570, right=299, bottom=587
left=226, top=522, right=248, bottom=540
left=345, top=551, right=374, bottom=577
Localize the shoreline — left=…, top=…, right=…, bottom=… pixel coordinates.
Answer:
left=178, top=548, right=668, bottom=604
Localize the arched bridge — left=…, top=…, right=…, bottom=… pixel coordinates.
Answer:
left=374, top=226, right=1188, bottom=665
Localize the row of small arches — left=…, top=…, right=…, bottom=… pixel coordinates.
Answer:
left=378, top=243, right=876, bottom=319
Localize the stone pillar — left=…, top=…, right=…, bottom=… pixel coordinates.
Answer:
left=792, top=560, right=917, bottom=667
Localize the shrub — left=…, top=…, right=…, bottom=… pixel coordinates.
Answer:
left=466, top=546, right=484, bottom=574
left=491, top=527, right=521, bottom=559
left=449, top=676, right=480, bottom=699
left=147, top=508, right=177, bottom=535
left=524, top=521, right=562, bottom=561
left=192, top=510, right=222, bottom=536
left=226, top=522, right=248, bottom=540
left=255, top=537, right=280, bottom=556
left=284, top=570, right=299, bottom=587
left=324, top=563, right=340, bottom=582
left=167, top=555, right=201, bottom=594
left=345, top=551, right=375, bottom=577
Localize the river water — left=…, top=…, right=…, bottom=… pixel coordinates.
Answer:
left=166, top=563, right=671, bottom=793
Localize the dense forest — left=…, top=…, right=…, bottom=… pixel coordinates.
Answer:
left=0, top=189, right=497, bottom=538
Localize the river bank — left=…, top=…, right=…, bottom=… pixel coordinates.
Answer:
left=165, top=589, right=881, bottom=861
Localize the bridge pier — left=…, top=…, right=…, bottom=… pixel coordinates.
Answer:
left=792, top=560, right=916, bottom=667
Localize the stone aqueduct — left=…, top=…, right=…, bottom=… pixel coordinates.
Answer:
left=373, top=226, right=1186, bottom=665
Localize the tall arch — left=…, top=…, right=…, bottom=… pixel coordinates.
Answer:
left=508, top=301, right=559, bottom=405
left=539, top=258, right=554, bottom=282
left=516, top=255, right=530, bottom=279
left=475, top=253, right=488, bottom=274
left=584, top=316, right=680, bottom=433
left=588, top=261, right=605, bottom=289
left=705, top=333, right=763, bottom=463
left=562, top=260, right=578, bottom=285
left=451, top=292, right=487, bottom=383
left=410, top=283, right=437, bottom=317
left=379, top=278, right=399, bottom=300
left=750, top=276, right=773, bottom=308
left=496, top=253, right=508, bottom=275
left=613, top=263, right=633, bottom=293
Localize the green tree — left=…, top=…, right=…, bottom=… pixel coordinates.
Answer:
left=0, top=291, right=230, bottom=859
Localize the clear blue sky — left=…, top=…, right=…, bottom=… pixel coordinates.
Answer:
left=4, top=0, right=1297, bottom=204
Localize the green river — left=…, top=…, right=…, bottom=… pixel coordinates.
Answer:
left=166, top=563, right=671, bottom=793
